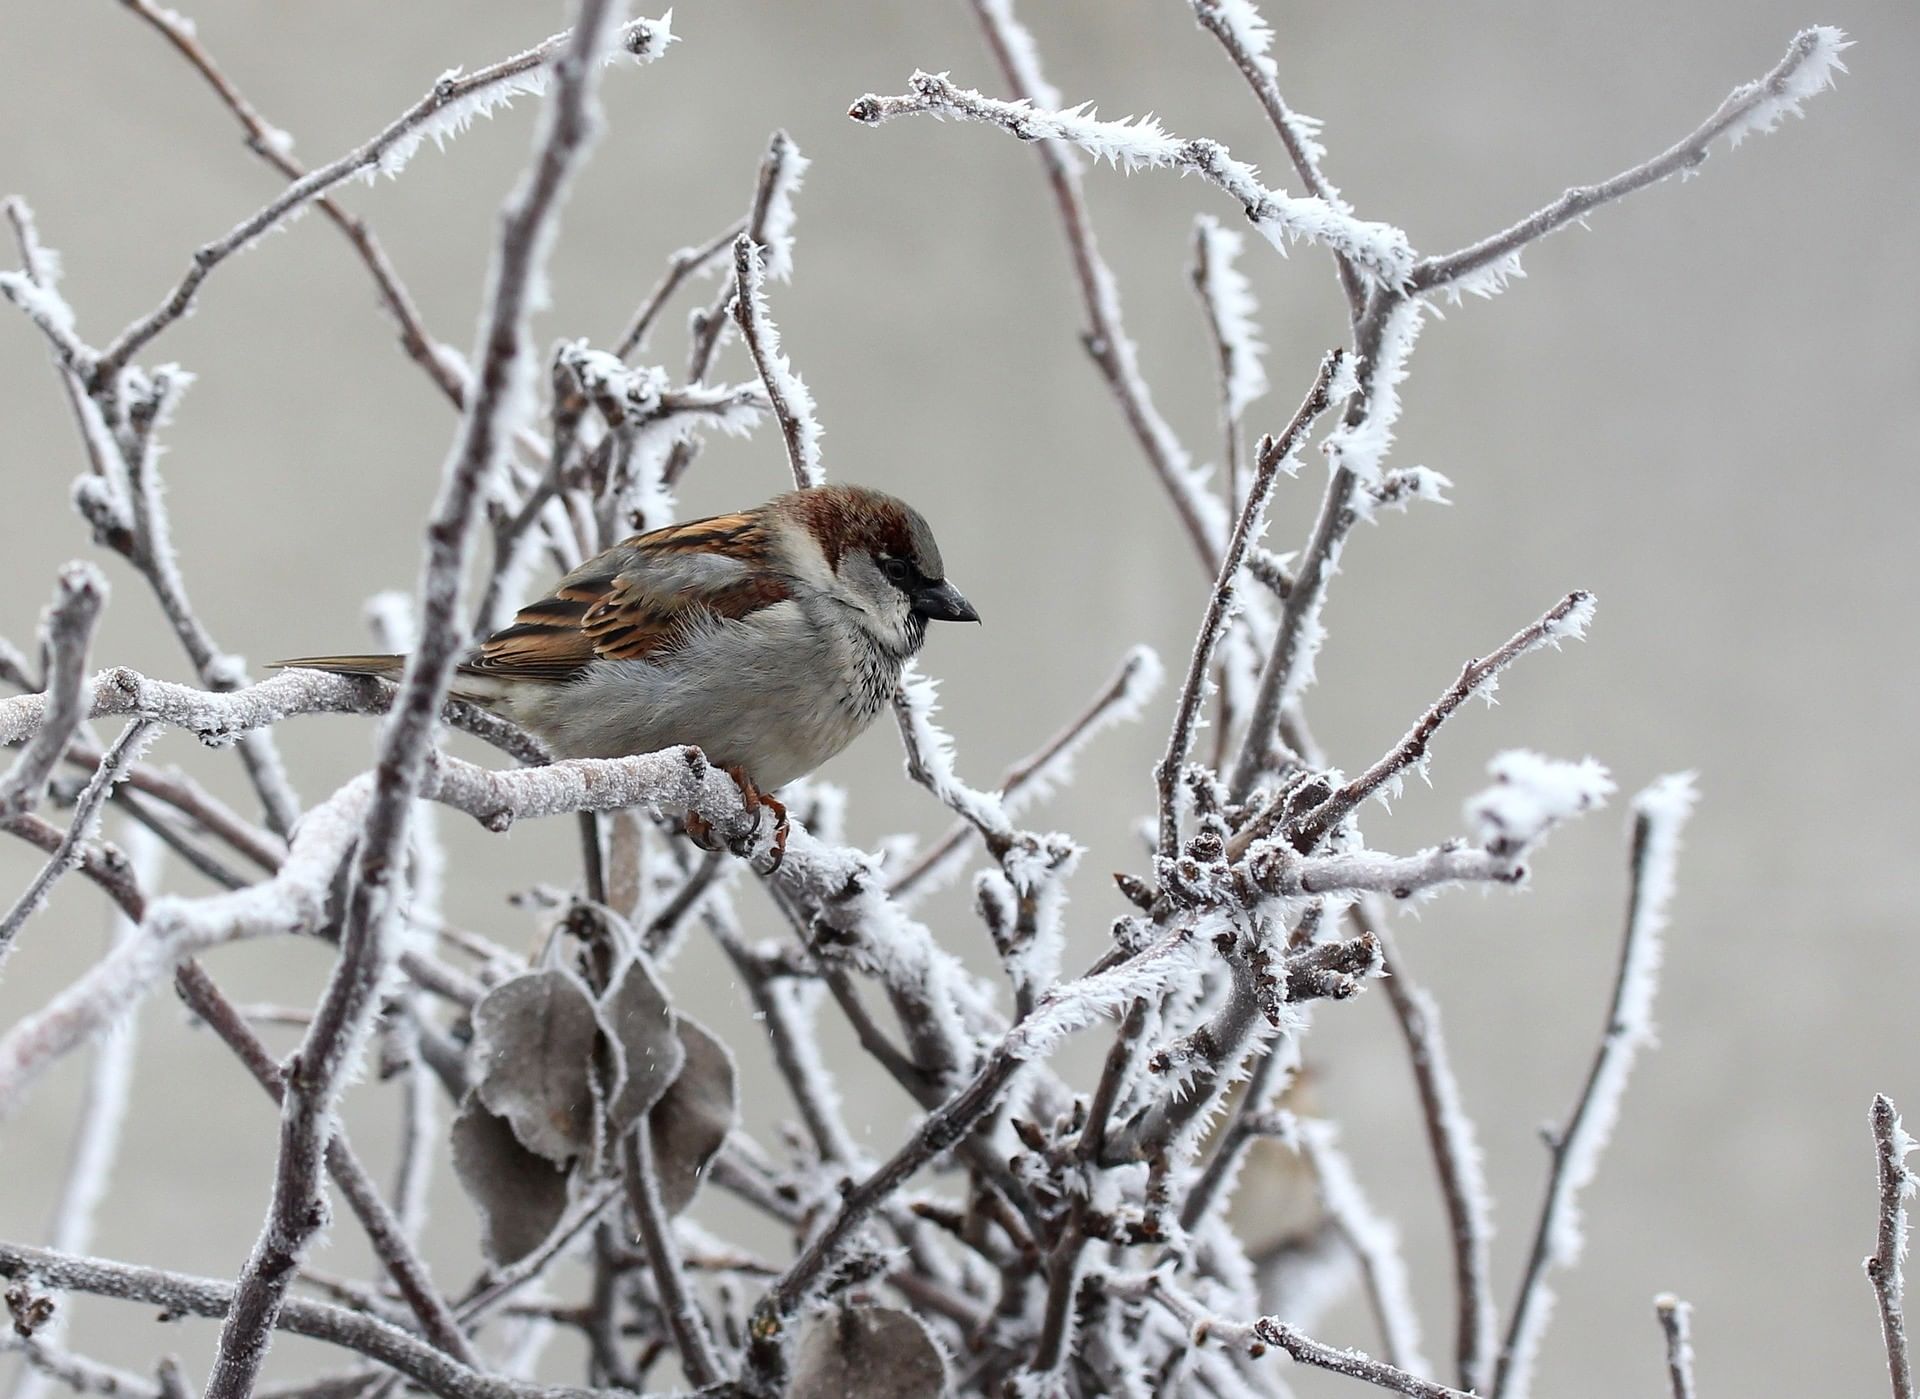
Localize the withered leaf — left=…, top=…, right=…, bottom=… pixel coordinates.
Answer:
left=788, top=1306, right=950, bottom=1399
left=449, top=1096, right=570, bottom=1267
left=598, top=952, right=684, bottom=1138
left=648, top=1016, right=737, bottom=1216
left=470, top=967, right=599, bottom=1165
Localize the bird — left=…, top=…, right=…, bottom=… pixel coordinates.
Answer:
left=276, top=483, right=978, bottom=868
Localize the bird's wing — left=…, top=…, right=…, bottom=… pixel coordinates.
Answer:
left=462, top=512, right=790, bottom=682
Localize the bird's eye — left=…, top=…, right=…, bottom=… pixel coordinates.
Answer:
left=880, top=556, right=912, bottom=585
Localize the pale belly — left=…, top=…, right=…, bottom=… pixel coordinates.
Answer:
left=484, top=604, right=898, bottom=790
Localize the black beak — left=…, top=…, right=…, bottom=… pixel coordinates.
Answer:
left=913, top=579, right=980, bottom=623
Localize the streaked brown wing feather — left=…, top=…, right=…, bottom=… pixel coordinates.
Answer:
left=462, top=512, right=786, bottom=682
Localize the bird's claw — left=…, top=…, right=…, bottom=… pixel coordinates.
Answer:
left=723, top=766, right=789, bottom=874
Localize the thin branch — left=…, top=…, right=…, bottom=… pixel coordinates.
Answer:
left=1156, top=352, right=1341, bottom=859
left=172, top=962, right=479, bottom=1367
left=1363, top=904, right=1495, bottom=1395
left=1653, top=1294, right=1697, bottom=1399
left=959, top=0, right=1227, bottom=571
left=1869, top=1094, right=1916, bottom=1399
left=0, top=721, right=154, bottom=959
left=622, top=1131, right=726, bottom=1387
left=848, top=72, right=1413, bottom=287
left=1492, top=775, right=1698, bottom=1399
left=0, top=1243, right=604, bottom=1399
left=1148, top=1276, right=1472, bottom=1399
left=88, top=11, right=673, bottom=384
left=662, top=129, right=806, bottom=487
left=613, top=218, right=744, bottom=359
left=1189, top=0, right=1365, bottom=318
left=1411, top=28, right=1849, bottom=295
left=1281, top=590, right=1595, bottom=852
left=119, top=0, right=467, bottom=407
left=888, top=645, right=1159, bottom=902
left=0, top=565, right=105, bottom=820
left=203, top=6, right=624, bottom=1394
left=729, top=235, right=822, bottom=489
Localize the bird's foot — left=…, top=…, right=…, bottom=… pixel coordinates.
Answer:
left=724, top=765, right=789, bottom=873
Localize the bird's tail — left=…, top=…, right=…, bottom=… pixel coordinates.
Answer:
left=270, top=654, right=406, bottom=680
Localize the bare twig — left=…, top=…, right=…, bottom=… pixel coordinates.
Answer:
left=1868, top=1094, right=1916, bottom=1399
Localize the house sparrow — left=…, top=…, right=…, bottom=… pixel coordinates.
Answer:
left=277, top=483, right=977, bottom=867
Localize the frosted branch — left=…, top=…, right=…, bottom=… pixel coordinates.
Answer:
left=1188, top=0, right=1365, bottom=318
left=1158, top=351, right=1342, bottom=859
left=1492, top=774, right=1697, bottom=1399
left=0, top=666, right=546, bottom=767
left=1284, top=590, right=1596, bottom=850
left=118, top=0, right=470, bottom=407
left=889, top=645, right=1160, bottom=904
left=730, top=235, right=823, bottom=489
left=1147, top=1276, right=1472, bottom=1399
left=613, top=217, right=743, bottom=360
left=1413, top=28, right=1849, bottom=296
left=1293, top=1115, right=1430, bottom=1377
left=1369, top=906, right=1497, bottom=1393
left=0, top=720, right=155, bottom=962
left=1654, top=1294, right=1697, bottom=1399
left=0, top=1243, right=594, bottom=1399
left=662, top=130, right=808, bottom=488
left=88, top=11, right=674, bottom=384
left=0, top=564, right=105, bottom=820
left=1869, top=1094, right=1916, bottom=1399
left=848, top=72, right=1414, bottom=287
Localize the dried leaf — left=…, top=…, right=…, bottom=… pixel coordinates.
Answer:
left=598, top=952, right=685, bottom=1138
left=449, top=1096, right=570, bottom=1267
left=788, top=1306, right=950, bottom=1399
left=648, top=1016, right=737, bottom=1215
left=471, top=967, right=600, bottom=1165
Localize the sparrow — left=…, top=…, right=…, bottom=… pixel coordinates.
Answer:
left=277, top=483, right=978, bottom=867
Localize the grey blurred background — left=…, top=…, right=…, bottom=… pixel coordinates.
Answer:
left=1, top=0, right=1914, bottom=1392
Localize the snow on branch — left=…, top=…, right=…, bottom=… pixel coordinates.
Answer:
left=1192, top=216, right=1269, bottom=425
left=1868, top=1094, right=1917, bottom=1399
left=849, top=71, right=1415, bottom=287
left=729, top=235, right=824, bottom=489
left=1492, top=772, right=1698, bottom=1399
left=0, top=3, right=1854, bottom=1394
left=1412, top=27, right=1849, bottom=298
left=1285, top=590, right=1597, bottom=849
left=0, top=563, right=105, bottom=819
left=86, top=11, right=676, bottom=384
